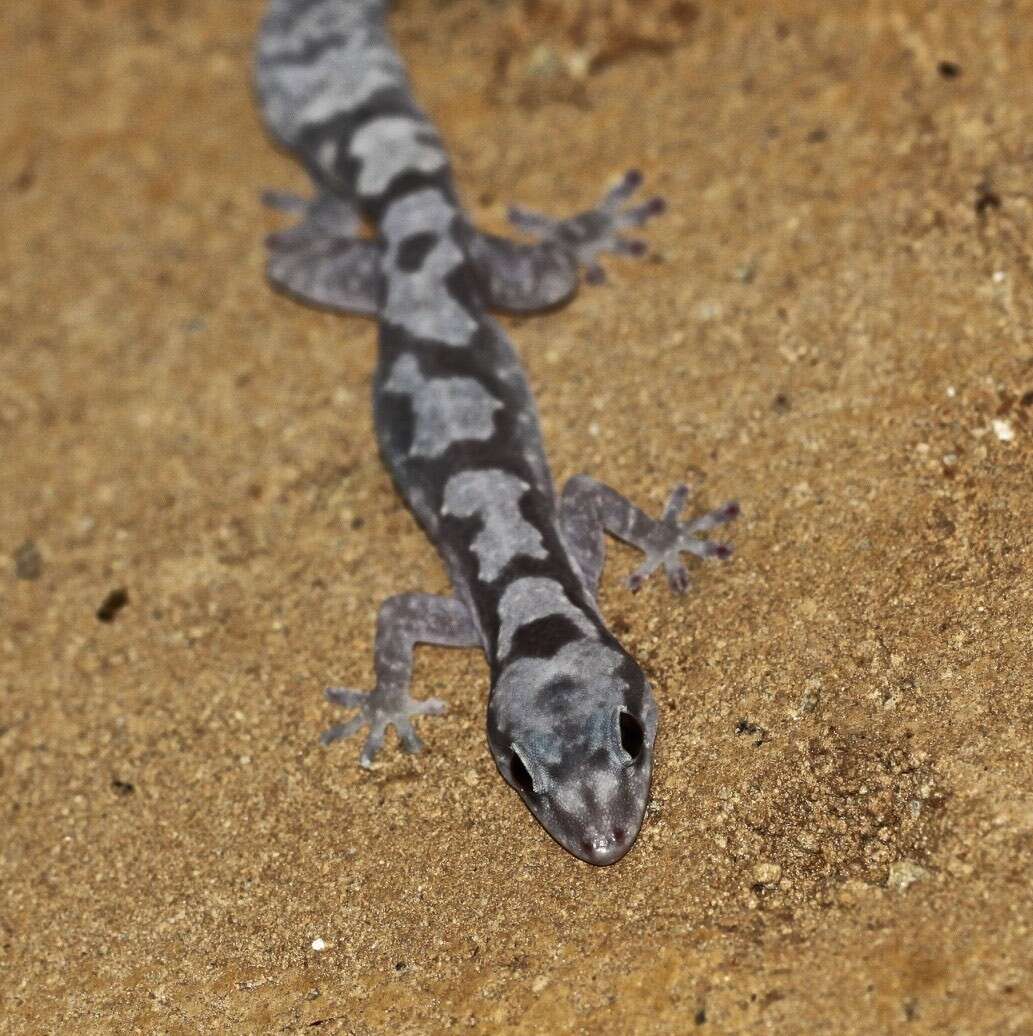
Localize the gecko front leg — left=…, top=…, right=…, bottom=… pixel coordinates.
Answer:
left=506, top=169, right=666, bottom=286
left=559, top=476, right=738, bottom=598
left=466, top=169, right=666, bottom=311
left=322, top=593, right=481, bottom=767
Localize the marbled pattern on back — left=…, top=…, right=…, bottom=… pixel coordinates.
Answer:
left=255, top=0, right=737, bottom=864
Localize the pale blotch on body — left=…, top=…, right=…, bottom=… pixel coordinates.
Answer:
left=441, top=469, right=547, bottom=582
left=380, top=189, right=478, bottom=346
left=350, top=116, right=448, bottom=197
left=496, top=576, right=597, bottom=658
left=384, top=354, right=502, bottom=458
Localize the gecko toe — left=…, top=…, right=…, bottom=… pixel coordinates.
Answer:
left=395, top=718, right=425, bottom=754
left=359, top=723, right=388, bottom=768
left=325, top=686, right=367, bottom=708
left=614, top=238, right=648, bottom=257
left=666, top=561, right=691, bottom=594
left=662, top=483, right=691, bottom=522
left=720, top=500, right=741, bottom=521
left=617, top=196, right=667, bottom=229
left=410, top=696, right=448, bottom=716
left=321, top=714, right=366, bottom=746
left=603, top=169, right=643, bottom=208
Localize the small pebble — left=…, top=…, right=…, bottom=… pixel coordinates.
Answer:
left=992, top=418, right=1015, bottom=442
left=888, top=859, right=929, bottom=891
left=13, top=540, right=42, bottom=580
left=752, top=861, right=782, bottom=886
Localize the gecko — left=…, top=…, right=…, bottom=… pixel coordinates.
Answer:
left=254, top=0, right=738, bottom=865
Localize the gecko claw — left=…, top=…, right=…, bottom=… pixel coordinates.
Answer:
left=603, top=169, right=643, bottom=206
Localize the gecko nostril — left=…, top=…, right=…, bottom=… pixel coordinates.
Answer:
left=613, top=827, right=626, bottom=844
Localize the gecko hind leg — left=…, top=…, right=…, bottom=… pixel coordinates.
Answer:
left=559, top=475, right=738, bottom=599
left=507, top=169, right=666, bottom=286
left=262, top=187, right=381, bottom=315
left=321, top=593, right=480, bottom=768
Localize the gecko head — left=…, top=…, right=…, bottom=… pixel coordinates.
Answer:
left=487, top=639, right=657, bottom=865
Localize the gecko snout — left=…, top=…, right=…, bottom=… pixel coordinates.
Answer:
left=579, top=826, right=631, bottom=865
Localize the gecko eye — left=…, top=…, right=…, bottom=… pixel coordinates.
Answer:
left=619, top=711, right=645, bottom=763
left=510, top=748, right=537, bottom=797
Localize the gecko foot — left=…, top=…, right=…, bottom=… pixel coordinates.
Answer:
left=506, top=169, right=666, bottom=285
left=320, top=685, right=448, bottom=768
left=627, top=485, right=739, bottom=594
left=260, top=184, right=380, bottom=315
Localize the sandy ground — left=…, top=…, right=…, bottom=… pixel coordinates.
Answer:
left=3, top=1, right=1033, bottom=1032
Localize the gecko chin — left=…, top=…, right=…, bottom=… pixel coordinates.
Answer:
left=488, top=648, right=658, bottom=865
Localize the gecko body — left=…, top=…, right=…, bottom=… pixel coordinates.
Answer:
left=255, top=0, right=737, bottom=864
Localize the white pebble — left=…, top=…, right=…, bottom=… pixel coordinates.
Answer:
left=992, top=418, right=1015, bottom=442
left=752, top=861, right=782, bottom=886
left=887, top=859, right=928, bottom=891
